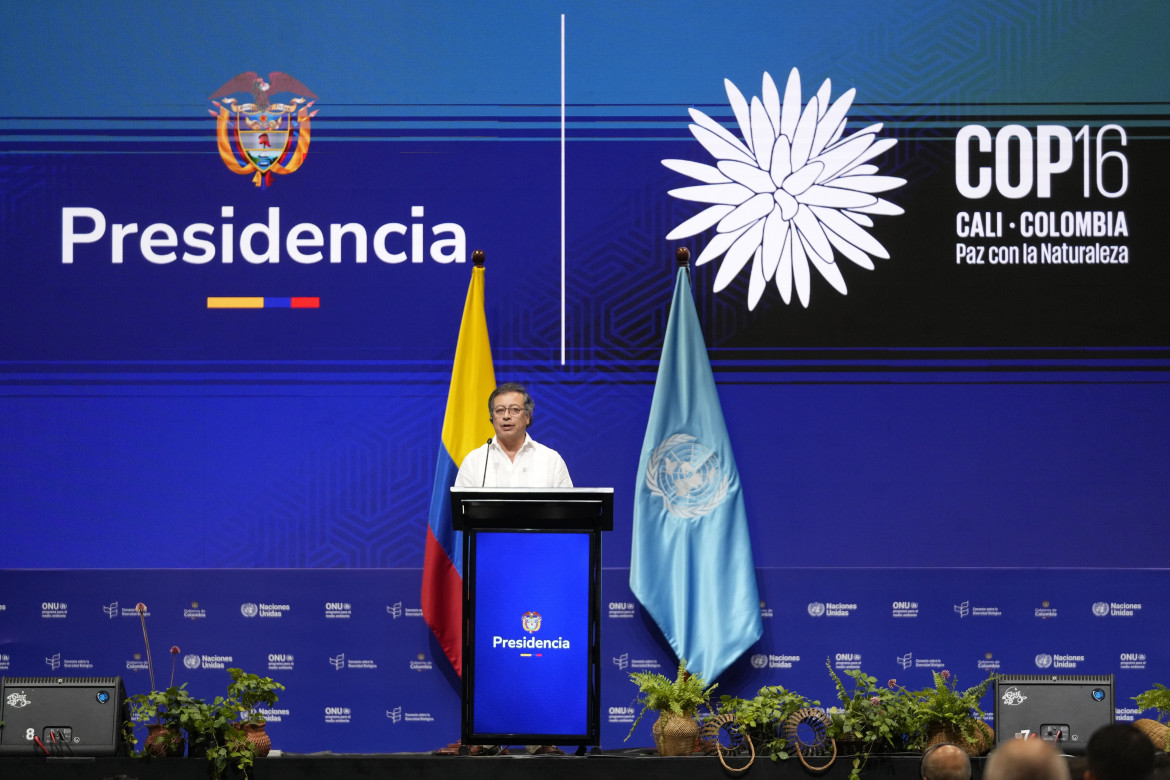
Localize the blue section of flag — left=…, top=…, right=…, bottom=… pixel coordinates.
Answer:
left=426, top=451, right=462, bottom=577
left=630, top=266, right=763, bottom=683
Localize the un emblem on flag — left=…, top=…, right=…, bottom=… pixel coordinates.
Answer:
left=645, top=433, right=730, bottom=519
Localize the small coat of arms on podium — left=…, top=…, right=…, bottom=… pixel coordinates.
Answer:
left=522, top=611, right=542, bottom=634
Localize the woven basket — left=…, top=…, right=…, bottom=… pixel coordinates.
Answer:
left=243, top=723, right=272, bottom=757
left=922, top=720, right=994, bottom=756
left=653, top=710, right=699, bottom=756
left=1133, top=719, right=1168, bottom=751
left=143, top=723, right=186, bottom=757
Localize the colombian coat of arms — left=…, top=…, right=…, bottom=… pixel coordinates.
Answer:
left=209, top=71, right=318, bottom=187
left=522, top=611, right=542, bottom=634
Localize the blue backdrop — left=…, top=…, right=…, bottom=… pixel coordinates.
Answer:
left=2, top=0, right=1168, bottom=754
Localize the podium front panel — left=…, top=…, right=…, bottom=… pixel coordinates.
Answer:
left=465, top=530, right=592, bottom=741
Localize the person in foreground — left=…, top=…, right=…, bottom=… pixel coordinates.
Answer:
left=921, top=741, right=971, bottom=780
left=1082, top=723, right=1155, bottom=780
left=984, top=737, right=1070, bottom=780
left=456, top=382, right=572, bottom=488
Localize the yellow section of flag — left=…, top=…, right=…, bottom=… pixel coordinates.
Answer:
left=440, top=264, right=496, bottom=466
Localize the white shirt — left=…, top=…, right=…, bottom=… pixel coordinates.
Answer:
left=455, top=434, right=572, bottom=488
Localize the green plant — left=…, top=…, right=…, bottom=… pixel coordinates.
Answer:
left=124, top=604, right=188, bottom=755
left=124, top=683, right=197, bottom=755
left=186, top=668, right=284, bottom=779
left=826, top=662, right=919, bottom=780
left=226, top=668, right=284, bottom=726
left=1134, top=683, right=1170, bottom=721
left=718, top=684, right=819, bottom=762
left=624, top=659, right=716, bottom=741
left=123, top=664, right=284, bottom=779
left=909, top=669, right=996, bottom=751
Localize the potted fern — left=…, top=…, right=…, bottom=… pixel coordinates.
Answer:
left=910, top=670, right=996, bottom=755
left=625, top=660, right=716, bottom=755
left=1132, top=683, right=1170, bottom=750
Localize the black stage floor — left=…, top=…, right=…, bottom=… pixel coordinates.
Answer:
left=0, top=751, right=1016, bottom=780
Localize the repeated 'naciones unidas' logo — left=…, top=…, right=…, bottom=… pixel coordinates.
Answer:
left=209, top=71, right=318, bottom=188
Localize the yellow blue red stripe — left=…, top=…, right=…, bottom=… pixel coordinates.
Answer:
left=207, top=297, right=320, bottom=308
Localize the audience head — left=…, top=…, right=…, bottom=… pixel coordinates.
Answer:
left=921, top=741, right=971, bottom=780
left=983, top=737, right=1070, bottom=780
left=1083, top=723, right=1155, bottom=780
left=1149, top=751, right=1170, bottom=780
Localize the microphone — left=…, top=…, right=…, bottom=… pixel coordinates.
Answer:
left=481, top=438, right=493, bottom=486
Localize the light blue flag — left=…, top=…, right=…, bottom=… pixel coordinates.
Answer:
left=630, top=266, right=763, bottom=683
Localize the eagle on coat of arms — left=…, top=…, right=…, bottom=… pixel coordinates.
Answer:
left=208, top=71, right=319, bottom=187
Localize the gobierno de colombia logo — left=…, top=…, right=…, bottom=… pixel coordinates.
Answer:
left=209, top=71, right=318, bottom=188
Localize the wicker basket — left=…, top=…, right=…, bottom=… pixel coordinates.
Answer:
left=653, top=710, right=699, bottom=756
left=922, top=720, right=994, bottom=756
left=1133, top=719, right=1169, bottom=751
left=143, top=723, right=186, bottom=757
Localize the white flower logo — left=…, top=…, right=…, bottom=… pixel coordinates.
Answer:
left=664, top=69, right=905, bottom=309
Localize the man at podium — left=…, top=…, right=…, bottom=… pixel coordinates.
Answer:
left=456, top=382, right=572, bottom=489
left=453, top=382, right=576, bottom=755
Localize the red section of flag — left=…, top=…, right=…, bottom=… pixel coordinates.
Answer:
left=290, top=297, right=319, bottom=308
left=421, top=525, right=463, bottom=676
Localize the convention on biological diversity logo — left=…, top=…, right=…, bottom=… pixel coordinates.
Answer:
left=664, top=69, right=905, bottom=310
left=209, top=71, right=318, bottom=188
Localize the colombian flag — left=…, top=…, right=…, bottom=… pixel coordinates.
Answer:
left=421, top=261, right=495, bottom=677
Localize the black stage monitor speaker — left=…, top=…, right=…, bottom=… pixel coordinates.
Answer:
left=994, top=674, right=1114, bottom=753
left=0, top=676, right=128, bottom=756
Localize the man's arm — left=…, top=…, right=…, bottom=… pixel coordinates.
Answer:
left=552, top=453, right=573, bottom=488
left=454, top=446, right=484, bottom=488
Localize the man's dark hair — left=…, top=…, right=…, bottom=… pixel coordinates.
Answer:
left=1085, top=723, right=1155, bottom=780
left=488, top=382, right=535, bottom=426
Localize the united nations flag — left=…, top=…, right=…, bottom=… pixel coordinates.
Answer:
left=630, top=261, right=763, bottom=683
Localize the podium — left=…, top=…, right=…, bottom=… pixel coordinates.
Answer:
left=451, top=487, right=613, bottom=747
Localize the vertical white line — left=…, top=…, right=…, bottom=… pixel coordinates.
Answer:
left=560, top=13, right=567, bottom=366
